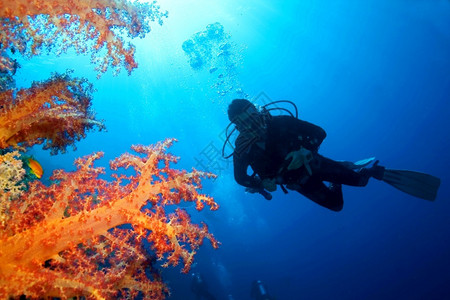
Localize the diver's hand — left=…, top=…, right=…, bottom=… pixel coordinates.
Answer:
left=245, top=187, right=273, bottom=200
left=262, top=178, right=277, bottom=192
left=285, top=147, right=313, bottom=175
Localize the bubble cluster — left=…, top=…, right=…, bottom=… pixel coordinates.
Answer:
left=182, top=22, right=247, bottom=98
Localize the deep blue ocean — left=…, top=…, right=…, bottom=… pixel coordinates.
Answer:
left=13, top=1, right=450, bottom=299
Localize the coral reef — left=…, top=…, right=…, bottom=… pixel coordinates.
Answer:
left=0, top=139, right=219, bottom=299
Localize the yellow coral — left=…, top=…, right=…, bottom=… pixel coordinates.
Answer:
left=0, top=151, right=25, bottom=226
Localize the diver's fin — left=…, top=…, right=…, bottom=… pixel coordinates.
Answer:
left=382, top=169, right=441, bottom=201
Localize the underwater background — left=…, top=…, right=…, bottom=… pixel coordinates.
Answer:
left=12, top=0, right=450, bottom=299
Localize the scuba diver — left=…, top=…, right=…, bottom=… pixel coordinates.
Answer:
left=223, top=99, right=441, bottom=211
left=251, top=280, right=275, bottom=300
left=190, top=272, right=217, bottom=300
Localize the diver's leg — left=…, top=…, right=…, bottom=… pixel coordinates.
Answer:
left=315, top=155, right=372, bottom=186
left=287, top=178, right=344, bottom=212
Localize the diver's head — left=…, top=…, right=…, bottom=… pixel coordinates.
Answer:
left=228, top=99, right=257, bottom=123
left=228, top=99, right=266, bottom=135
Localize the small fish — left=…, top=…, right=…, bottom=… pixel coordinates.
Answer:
left=27, top=158, right=43, bottom=179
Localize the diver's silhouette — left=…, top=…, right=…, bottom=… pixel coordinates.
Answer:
left=251, top=280, right=275, bottom=300
left=191, top=272, right=216, bottom=300
left=225, top=99, right=440, bottom=211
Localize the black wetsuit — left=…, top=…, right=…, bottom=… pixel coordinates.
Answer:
left=233, top=115, right=371, bottom=211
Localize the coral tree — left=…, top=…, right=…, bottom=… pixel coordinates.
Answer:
left=0, top=0, right=168, bottom=75
left=0, top=72, right=105, bottom=154
left=0, top=139, right=219, bottom=299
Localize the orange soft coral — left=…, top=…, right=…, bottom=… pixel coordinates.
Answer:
left=0, top=0, right=168, bottom=75
left=0, top=72, right=105, bottom=154
left=0, top=139, right=219, bottom=299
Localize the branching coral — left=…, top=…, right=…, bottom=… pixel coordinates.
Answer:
left=0, top=139, right=219, bottom=299
left=0, top=72, right=105, bottom=154
left=0, top=0, right=168, bottom=75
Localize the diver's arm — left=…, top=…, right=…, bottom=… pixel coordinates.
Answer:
left=233, top=156, right=262, bottom=189
left=291, top=118, right=327, bottom=151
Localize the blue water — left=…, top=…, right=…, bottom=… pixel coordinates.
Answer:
left=14, top=0, right=450, bottom=299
